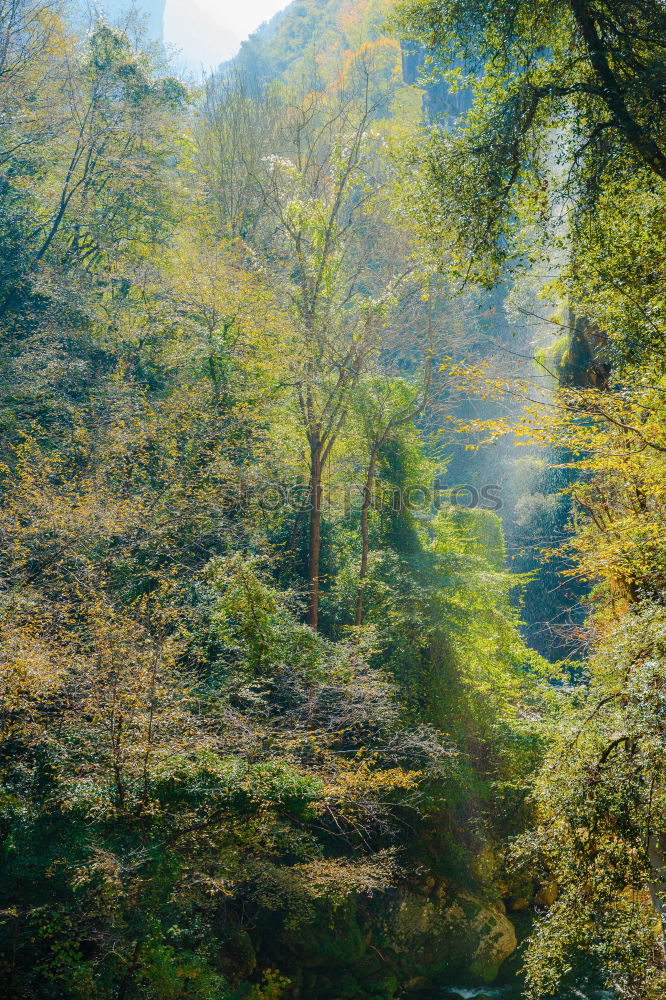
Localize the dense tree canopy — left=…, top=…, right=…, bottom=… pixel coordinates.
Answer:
left=0, top=3, right=547, bottom=999
left=395, top=0, right=666, bottom=283
left=396, top=0, right=666, bottom=996
left=4, top=0, right=666, bottom=997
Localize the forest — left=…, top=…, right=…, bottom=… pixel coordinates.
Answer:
left=1, top=0, right=666, bottom=998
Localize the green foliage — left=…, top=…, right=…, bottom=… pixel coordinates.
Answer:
left=0, top=4, right=552, bottom=998
left=395, top=0, right=666, bottom=995
left=395, top=0, right=666, bottom=282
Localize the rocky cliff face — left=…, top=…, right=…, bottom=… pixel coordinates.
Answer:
left=401, top=44, right=473, bottom=122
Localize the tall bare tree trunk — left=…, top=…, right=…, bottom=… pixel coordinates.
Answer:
left=355, top=445, right=380, bottom=628
left=117, top=939, right=143, bottom=1000
left=308, top=442, right=323, bottom=629
left=648, top=832, right=666, bottom=954
left=353, top=293, right=433, bottom=628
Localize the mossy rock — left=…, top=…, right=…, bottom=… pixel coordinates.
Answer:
left=467, top=902, right=517, bottom=984
left=301, top=971, right=319, bottom=992
left=329, top=972, right=363, bottom=997
left=219, top=927, right=256, bottom=985
left=404, top=977, right=434, bottom=993
left=284, top=901, right=366, bottom=969
left=376, top=890, right=516, bottom=986
left=368, top=973, right=399, bottom=999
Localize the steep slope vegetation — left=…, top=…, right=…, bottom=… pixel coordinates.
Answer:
left=227, top=0, right=581, bottom=662
left=0, top=3, right=555, bottom=1000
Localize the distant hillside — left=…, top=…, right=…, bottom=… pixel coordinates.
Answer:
left=229, top=0, right=423, bottom=118
left=229, top=0, right=472, bottom=124
left=234, top=0, right=394, bottom=78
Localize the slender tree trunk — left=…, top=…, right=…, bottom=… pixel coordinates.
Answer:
left=307, top=442, right=322, bottom=629
left=355, top=445, right=380, bottom=628
left=117, top=939, right=143, bottom=1000
left=648, top=832, right=666, bottom=953
left=353, top=379, right=432, bottom=628
left=569, top=0, right=666, bottom=181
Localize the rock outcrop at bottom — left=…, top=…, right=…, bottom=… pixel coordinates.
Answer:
left=279, top=886, right=517, bottom=998
left=381, top=888, right=517, bottom=987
